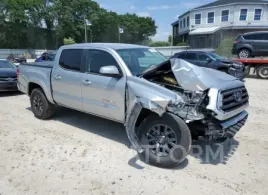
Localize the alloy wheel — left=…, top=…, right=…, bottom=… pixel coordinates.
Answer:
left=146, top=124, right=178, bottom=157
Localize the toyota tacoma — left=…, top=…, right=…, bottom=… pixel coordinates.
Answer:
left=17, top=43, right=249, bottom=168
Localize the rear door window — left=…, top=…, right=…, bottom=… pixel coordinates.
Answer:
left=59, top=49, right=83, bottom=71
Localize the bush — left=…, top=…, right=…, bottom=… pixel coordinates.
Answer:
left=149, top=41, right=170, bottom=47
left=63, top=37, right=76, bottom=45
left=176, top=42, right=188, bottom=46
left=216, top=37, right=235, bottom=58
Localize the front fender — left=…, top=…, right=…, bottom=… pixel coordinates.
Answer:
left=124, top=76, right=185, bottom=152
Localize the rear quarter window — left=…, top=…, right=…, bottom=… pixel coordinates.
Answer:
left=243, top=33, right=262, bottom=40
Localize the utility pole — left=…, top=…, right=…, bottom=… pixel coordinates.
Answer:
left=84, top=17, right=87, bottom=43
left=89, top=27, right=92, bottom=43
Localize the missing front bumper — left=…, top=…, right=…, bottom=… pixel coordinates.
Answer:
left=195, top=111, right=248, bottom=141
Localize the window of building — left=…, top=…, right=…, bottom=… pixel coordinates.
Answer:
left=221, top=10, right=229, bottom=22
left=187, top=16, right=190, bottom=26
left=240, top=9, right=248, bottom=21
left=180, top=20, right=182, bottom=28
left=195, top=14, right=201, bottom=24
left=207, top=12, right=214, bottom=23
left=183, top=18, right=186, bottom=28
left=254, top=9, right=262, bottom=20
left=59, top=49, right=83, bottom=71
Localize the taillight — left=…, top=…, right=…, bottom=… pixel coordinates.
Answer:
left=234, top=40, right=240, bottom=44
left=16, top=68, right=19, bottom=77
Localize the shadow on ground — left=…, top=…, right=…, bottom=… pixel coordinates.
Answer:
left=190, top=139, right=240, bottom=165
left=26, top=107, right=240, bottom=169
left=0, top=91, right=22, bottom=97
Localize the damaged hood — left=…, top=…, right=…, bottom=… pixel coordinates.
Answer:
left=140, top=58, right=243, bottom=91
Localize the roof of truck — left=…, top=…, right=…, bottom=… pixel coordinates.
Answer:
left=61, top=43, right=149, bottom=50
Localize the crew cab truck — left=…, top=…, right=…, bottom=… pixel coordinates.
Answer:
left=18, top=43, right=249, bottom=168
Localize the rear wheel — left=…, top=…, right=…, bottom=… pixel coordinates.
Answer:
left=30, top=88, right=56, bottom=119
left=256, top=65, right=268, bottom=79
left=137, top=113, right=192, bottom=168
left=238, top=49, right=251, bottom=58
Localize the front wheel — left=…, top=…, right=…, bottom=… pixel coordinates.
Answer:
left=30, top=88, right=56, bottom=119
left=256, top=65, right=268, bottom=79
left=137, top=113, right=192, bottom=168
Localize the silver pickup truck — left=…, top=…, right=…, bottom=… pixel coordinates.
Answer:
left=18, top=43, right=249, bottom=168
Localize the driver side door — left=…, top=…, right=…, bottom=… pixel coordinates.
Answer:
left=198, top=53, right=213, bottom=67
left=81, top=49, right=126, bottom=122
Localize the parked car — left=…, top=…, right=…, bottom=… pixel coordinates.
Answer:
left=0, top=59, right=18, bottom=92
left=35, top=52, right=56, bottom=62
left=232, top=31, right=268, bottom=58
left=170, top=51, right=246, bottom=80
left=7, top=54, right=27, bottom=64
left=18, top=43, right=249, bottom=168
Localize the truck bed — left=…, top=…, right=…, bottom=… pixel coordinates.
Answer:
left=18, top=61, right=54, bottom=103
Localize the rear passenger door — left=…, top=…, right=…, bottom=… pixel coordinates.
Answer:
left=245, top=33, right=265, bottom=54
left=51, top=49, right=85, bottom=110
left=261, top=33, right=268, bottom=55
left=81, top=49, right=126, bottom=122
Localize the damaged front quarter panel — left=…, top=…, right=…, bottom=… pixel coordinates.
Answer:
left=124, top=76, right=185, bottom=152
left=125, top=76, right=206, bottom=152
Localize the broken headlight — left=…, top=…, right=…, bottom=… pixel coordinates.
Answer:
left=187, top=91, right=205, bottom=103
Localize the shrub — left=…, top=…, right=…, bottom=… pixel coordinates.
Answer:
left=216, top=37, right=235, bottom=58
left=176, top=42, right=188, bottom=46
left=64, top=37, right=76, bottom=45
left=149, top=41, right=170, bottom=47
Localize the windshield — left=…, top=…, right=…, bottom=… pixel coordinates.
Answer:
left=0, top=60, right=16, bottom=68
left=116, top=48, right=167, bottom=75
left=208, top=53, right=226, bottom=60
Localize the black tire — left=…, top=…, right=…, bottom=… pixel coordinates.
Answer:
left=256, top=65, right=268, bottom=79
left=238, top=48, right=251, bottom=58
left=30, top=88, right=56, bottom=119
left=137, top=113, right=192, bottom=168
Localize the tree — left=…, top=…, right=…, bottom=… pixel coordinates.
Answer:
left=0, top=0, right=158, bottom=48
left=168, top=35, right=172, bottom=45
left=64, top=37, right=76, bottom=45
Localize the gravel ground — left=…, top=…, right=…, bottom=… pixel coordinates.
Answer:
left=0, top=78, right=268, bottom=195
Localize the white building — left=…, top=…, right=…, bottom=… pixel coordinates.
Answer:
left=172, top=0, right=268, bottom=48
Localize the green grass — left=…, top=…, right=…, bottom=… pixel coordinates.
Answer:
left=215, top=37, right=236, bottom=58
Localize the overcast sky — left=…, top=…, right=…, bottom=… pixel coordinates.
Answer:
left=94, top=0, right=214, bottom=41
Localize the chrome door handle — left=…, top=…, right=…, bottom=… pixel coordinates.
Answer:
left=54, top=75, right=62, bottom=80
left=82, top=80, right=92, bottom=85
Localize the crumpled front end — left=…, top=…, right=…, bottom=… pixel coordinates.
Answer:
left=125, top=59, right=249, bottom=152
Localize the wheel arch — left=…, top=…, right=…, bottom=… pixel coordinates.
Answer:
left=27, top=80, right=54, bottom=104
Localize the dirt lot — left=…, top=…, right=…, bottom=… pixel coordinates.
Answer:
left=0, top=78, right=268, bottom=195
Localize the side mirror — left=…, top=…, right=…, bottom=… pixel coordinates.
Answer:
left=99, top=65, right=122, bottom=77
